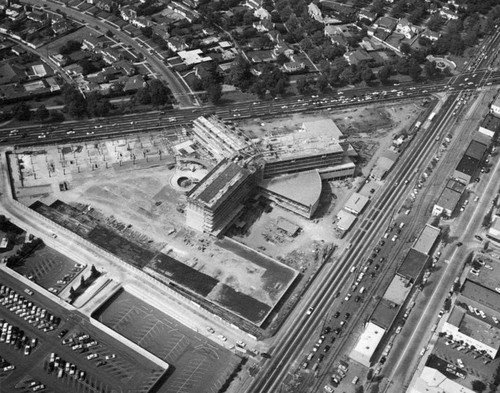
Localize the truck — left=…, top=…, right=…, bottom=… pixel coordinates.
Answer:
left=428, top=112, right=436, bottom=121
left=414, top=121, right=422, bottom=129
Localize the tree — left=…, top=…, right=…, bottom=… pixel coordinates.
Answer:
left=250, top=80, right=266, bottom=99
left=86, top=92, right=111, bottom=117
left=408, top=59, right=422, bottom=81
left=400, top=42, right=411, bottom=55
left=276, top=52, right=289, bottom=66
left=227, top=55, right=254, bottom=91
left=355, top=386, right=365, bottom=393
left=59, top=39, right=81, bottom=55
left=424, top=61, right=439, bottom=80
left=80, top=275, right=86, bottom=288
left=472, top=380, right=486, bottom=393
left=35, top=105, right=49, bottom=121
left=378, top=64, right=392, bottom=84
left=316, top=75, right=330, bottom=93
left=12, top=102, right=31, bottom=121
left=206, top=82, right=223, bottom=104
left=63, top=84, right=87, bottom=118
left=361, top=67, right=374, bottom=83
left=296, top=78, right=312, bottom=94
left=148, top=79, right=171, bottom=107
left=90, top=264, right=99, bottom=278
left=141, top=26, right=153, bottom=38
left=427, top=14, right=443, bottom=32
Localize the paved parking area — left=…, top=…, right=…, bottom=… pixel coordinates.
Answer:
left=0, top=270, right=166, bottom=393
left=12, top=245, right=84, bottom=295
left=95, top=290, right=239, bottom=393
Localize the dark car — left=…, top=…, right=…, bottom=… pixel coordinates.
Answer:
left=370, top=272, right=376, bottom=278
left=323, top=345, right=331, bottom=353
left=379, top=240, right=385, bottom=246
left=318, top=354, right=325, bottom=362
left=261, top=353, right=271, bottom=359
left=323, top=326, right=332, bottom=334
left=475, top=235, right=483, bottom=241
left=380, top=356, right=387, bottom=364
left=345, top=313, right=351, bottom=320
left=334, top=328, right=341, bottom=335
left=333, top=312, right=340, bottom=318
left=456, top=242, right=463, bottom=247
left=58, top=329, right=68, bottom=338
left=374, top=264, right=380, bottom=271
left=379, top=257, right=385, bottom=262
left=366, top=259, right=373, bottom=265
left=355, top=296, right=361, bottom=302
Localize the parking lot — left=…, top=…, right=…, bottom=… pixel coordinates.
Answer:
left=0, top=270, right=166, bottom=393
left=11, top=244, right=85, bottom=296
left=95, top=289, right=239, bottom=393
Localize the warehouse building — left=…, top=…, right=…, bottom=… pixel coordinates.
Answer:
left=397, top=249, right=428, bottom=283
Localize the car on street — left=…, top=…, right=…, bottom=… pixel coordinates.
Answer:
left=306, top=307, right=314, bottom=316
left=475, top=235, right=483, bottom=241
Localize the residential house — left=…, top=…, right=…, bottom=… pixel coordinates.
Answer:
left=373, top=16, right=397, bottom=33
left=248, top=50, right=273, bottom=63
left=152, top=24, right=169, bottom=41
left=358, top=9, right=377, bottom=23
left=222, top=48, right=237, bottom=61
left=253, top=19, right=274, bottom=32
left=52, top=19, right=72, bottom=35
left=267, top=30, right=282, bottom=43
left=282, top=59, right=305, bottom=73
left=330, top=34, right=348, bottom=48
left=396, top=18, right=417, bottom=39
left=272, top=43, right=293, bottom=59
left=166, top=37, right=188, bottom=52
left=421, top=30, right=440, bottom=41
left=344, top=49, right=373, bottom=66
left=308, top=3, right=323, bottom=23
left=254, top=7, right=270, bottom=20
left=131, top=16, right=151, bottom=28
left=26, top=10, right=47, bottom=23
left=440, top=8, right=459, bottom=20
left=120, top=5, right=137, bottom=21
left=115, top=60, right=135, bottom=76
left=123, top=75, right=145, bottom=92
left=82, top=36, right=103, bottom=51
left=100, top=48, right=121, bottom=64
left=96, top=0, right=113, bottom=12
left=181, top=0, right=200, bottom=8
left=11, top=45, right=26, bottom=56
left=245, top=0, right=263, bottom=10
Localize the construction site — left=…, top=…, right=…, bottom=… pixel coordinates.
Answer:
left=7, top=100, right=424, bottom=331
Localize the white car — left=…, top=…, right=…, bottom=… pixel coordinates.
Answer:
left=306, top=307, right=314, bottom=316
left=86, top=353, right=98, bottom=360
left=218, top=335, right=227, bottom=341
left=392, top=235, right=398, bottom=242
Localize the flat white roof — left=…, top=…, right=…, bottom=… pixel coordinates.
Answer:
left=349, top=321, right=385, bottom=367
left=337, top=210, right=356, bottom=231
left=344, top=192, right=369, bottom=215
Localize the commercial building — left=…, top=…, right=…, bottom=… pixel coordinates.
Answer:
left=382, top=275, right=411, bottom=306
left=453, top=155, right=479, bottom=184
left=464, top=140, right=488, bottom=162
left=442, top=306, right=500, bottom=358
left=478, top=114, right=500, bottom=139
left=185, top=158, right=257, bottom=234
left=412, top=224, right=440, bottom=255
left=344, top=192, right=369, bottom=215
left=457, top=279, right=500, bottom=321
left=260, top=170, right=322, bottom=219
left=487, top=215, right=500, bottom=242
left=350, top=321, right=386, bottom=367
left=336, top=210, right=357, bottom=232
left=432, top=179, right=465, bottom=217
left=397, top=249, right=428, bottom=282
left=187, top=116, right=357, bottom=232
left=191, top=116, right=255, bottom=161
left=260, top=119, right=355, bottom=179
left=490, top=93, right=500, bottom=118
left=410, top=366, right=475, bottom=393
left=370, top=298, right=400, bottom=330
